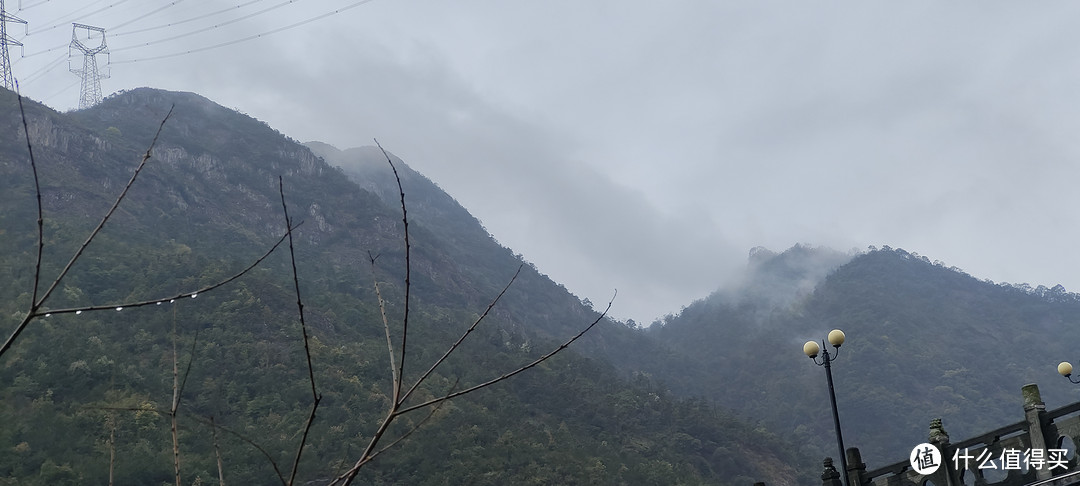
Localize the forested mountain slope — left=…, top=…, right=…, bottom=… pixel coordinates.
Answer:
left=646, top=245, right=1080, bottom=466
left=0, top=87, right=813, bottom=485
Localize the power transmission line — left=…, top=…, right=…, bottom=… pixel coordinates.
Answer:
left=111, top=0, right=267, bottom=36
left=1, top=0, right=28, bottom=89
left=23, top=0, right=108, bottom=33
left=19, top=39, right=65, bottom=57
left=19, top=50, right=63, bottom=84
left=18, top=0, right=53, bottom=11
left=111, top=0, right=305, bottom=52
left=40, top=78, right=79, bottom=104
left=27, top=0, right=128, bottom=35
left=114, top=0, right=376, bottom=64
left=107, top=0, right=188, bottom=32
left=21, top=0, right=214, bottom=57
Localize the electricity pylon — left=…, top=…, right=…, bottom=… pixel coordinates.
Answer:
left=69, top=23, right=109, bottom=109
left=1, top=0, right=28, bottom=90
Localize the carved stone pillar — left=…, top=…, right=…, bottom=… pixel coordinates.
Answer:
left=822, top=457, right=844, bottom=486
left=1022, top=384, right=1052, bottom=481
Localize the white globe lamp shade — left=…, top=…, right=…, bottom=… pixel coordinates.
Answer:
left=828, top=329, right=846, bottom=347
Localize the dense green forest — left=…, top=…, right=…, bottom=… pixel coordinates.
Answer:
left=0, top=88, right=814, bottom=485
left=6, top=85, right=1076, bottom=485
left=645, top=245, right=1080, bottom=466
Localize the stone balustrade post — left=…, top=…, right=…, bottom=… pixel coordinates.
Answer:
left=845, top=447, right=867, bottom=486
left=821, top=457, right=844, bottom=486
left=1022, top=384, right=1053, bottom=481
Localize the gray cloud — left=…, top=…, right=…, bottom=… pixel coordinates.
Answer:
left=10, top=1, right=1080, bottom=323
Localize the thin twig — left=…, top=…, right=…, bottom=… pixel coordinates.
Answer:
left=345, top=411, right=393, bottom=485
left=22, top=224, right=298, bottom=318
left=332, top=443, right=352, bottom=480
left=368, top=252, right=398, bottom=389
left=171, top=304, right=182, bottom=486
left=34, top=106, right=174, bottom=311
left=399, top=265, right=522, bottom=405
left=108, top=412, right=116, bottom=486
left=333, top=393, right=450, bottom=482
left=1, top=105, right=172, bottom=359
left=278, top=177, right=321, bottom=486
left=375, top=139, right=410, bottom=405
left=396, top=291, right=615, bottom=416
left=190, top=416, right=288, bottom=486
left=278, top=177, right=318, bottom=400
left=350, top=378, right=458, bottom=473
left=87, top=407, right=286, bottom=484
left=334, top=142, right=413, bottom=486
left=13, top=82, right=45, bottom=312
left=330, top=142, right=615, bottom=486
left=171, top=323, right=200, bottom=486
left=176, top=329, right=200, bottom=410
left=287, top=398, right=321, bottom=486
left=211, top=416, right=226, bottom=486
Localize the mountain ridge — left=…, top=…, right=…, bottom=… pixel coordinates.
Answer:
left=643, top=244, right=1080, bottom=466
left=0, top=87, right=813, bottom=485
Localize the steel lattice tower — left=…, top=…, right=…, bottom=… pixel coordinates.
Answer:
left=1, top=0, right=27, bottom=90
left=69, top=23, right=109, bottom=109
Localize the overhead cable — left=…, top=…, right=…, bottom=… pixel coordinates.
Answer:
left=108, top=0, right=189, bottom=32
left=112, top=0, right=305, bottom=51
left=112, top=0, right=266, bottom=37
left=26, top=0, right=128, bottom=35
left=18, top=0, right=53, bottom=11
left=18, top=52, right=65, bottom=85
left=113, top=0, right=376, bottom=64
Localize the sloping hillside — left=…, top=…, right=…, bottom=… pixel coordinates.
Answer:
left=647, top=245, right=1080, bottom=465
left=0, top=87, right=813, bottom=485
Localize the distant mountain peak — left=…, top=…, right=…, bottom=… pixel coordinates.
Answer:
left=716, top=244, right=855, bottom=310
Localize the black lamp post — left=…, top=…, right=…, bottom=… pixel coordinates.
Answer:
left=804, top=329, right=849, bottom=486
left=1058, top=361, right=1080, bottom=384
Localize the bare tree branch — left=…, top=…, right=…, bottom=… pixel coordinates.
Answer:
left=278, top=177, right=321, bottom=486
left=398, top=265, right=522, bottom=405
left=13, top=82, right=45, bottom=312
left=0, top=100, right=169, bottom=358
left=279, top=177, right=318, bottom=400
left=211, top=416, right=226, bottom=486
left=374, top=139, right=411, bottom=406
left=35, top=105, right=174, bottom=311
left=87, top=405, right=288, bottom=486
left=328, top=144, right=615, bottom=486
left=170, top=306, right=199, bottom=486
left=98, top=409, right=288, bottom=486
left=288, top=398, right=321, bottom=486
left=375, top=379, right=456, bottom=459
left=368, top=252, right=399, bottom=390
left=107, top=412, right=116, bottom=486
left=332, top=378, right=458, bottom=481
left=190, top=415, right=288, bottom=486
left=171, top=305, right=183, bottom=486
left=0, top=102, right=296, bottom=362
left=176, top=329, right=199, bottom=412
left=29, top=226, right=297, bottom=318
left=396, top=291, right=614, bottom=416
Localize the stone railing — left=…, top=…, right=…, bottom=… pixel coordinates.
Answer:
left=813, top=384, right=1080, bottom=486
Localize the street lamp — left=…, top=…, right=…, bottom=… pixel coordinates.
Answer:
left=1057, top=361, right=1080, bottom=384
left=804, top=329, right=850, bottom=486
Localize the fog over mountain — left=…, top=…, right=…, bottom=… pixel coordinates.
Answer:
left=0, top=88, right=814, bottom=485
left=9, top=2, right=1080, bottom=326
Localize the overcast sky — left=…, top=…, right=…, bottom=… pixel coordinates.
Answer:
left=9, top=1, right=1080, bottom=325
